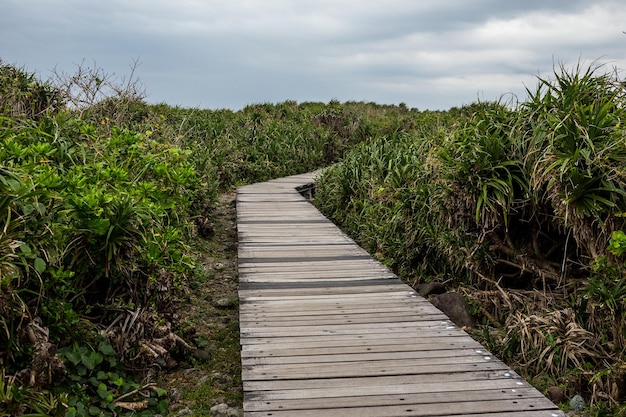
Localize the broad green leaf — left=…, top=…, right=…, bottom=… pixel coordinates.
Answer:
left=34, top=257, right=46, bottom=274
left=64, top=351, right=82, bottom=366
left=22, top=203, right=35, bottom=215
left=6, top=179, right=21, bottom=191
left=98, top=341, right=115, bottom=356
left=81, top=351, right=103, bottom=370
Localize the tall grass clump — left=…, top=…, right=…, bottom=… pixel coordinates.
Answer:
left=1, top=59, right=64, bottom=119
left=315, top=111, right=455, bottom=278
left=315, top=63, right=626, bottom=412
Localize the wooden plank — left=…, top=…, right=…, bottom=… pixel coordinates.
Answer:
left=239, top=304, right=440, bottom=317
left=241, top=348, right=491, bottom=366
left=239, top=285, right=415, bottom=298
left=238, top=303, right=440, bottom=315
left=242, top=370, right=525, bottom=391
left=238, top=264, right=391, bottom=274
left=244, top=379, right=538, bottom=401
left=241, top=338, right=485, bottom=356
left=243, top=399, right=564, bottom=417
left=239, top=310, right=447, bottom=322
left=242, top=359, right=509, bottom=381
left=240, top=319, right=457, bottom=334
left=240, top=301, right=429, bottom=313
left=239, top=272, right=398, bottom=282
left=239, top=331, right=469, bottom=346
left=245, top=388, right=550, bottom=412
left=240, top=316, right=450, bottom=329
left=241, top=285, right=421, bottom=303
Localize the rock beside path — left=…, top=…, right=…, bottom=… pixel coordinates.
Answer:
left=431, top=292, right=475, bottom=328
left=210, top=403, right=243, bottom=417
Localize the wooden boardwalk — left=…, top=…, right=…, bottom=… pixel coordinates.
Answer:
left=237, top=172, right=565, bottom=417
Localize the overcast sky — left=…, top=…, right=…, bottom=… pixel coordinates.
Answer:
left=2, top=1, right=625, bottom=110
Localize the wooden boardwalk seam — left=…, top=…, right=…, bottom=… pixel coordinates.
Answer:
left=237, top=172, right=565, bottom=417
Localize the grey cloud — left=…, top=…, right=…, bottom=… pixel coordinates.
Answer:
left=1, top=0, right=625, bottom=110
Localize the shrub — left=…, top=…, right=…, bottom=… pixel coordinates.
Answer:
left=0, top=59, right=64, bottom=119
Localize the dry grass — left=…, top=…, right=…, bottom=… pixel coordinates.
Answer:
left=505, top=308, right=600, bottom=376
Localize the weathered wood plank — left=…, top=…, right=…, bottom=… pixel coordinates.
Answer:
left=239, top=310, right=447, bottom=323
left=245, top=388, right=550, bottom=412
left=239, top=304, right=441, bottom=317
left=244, top=379, right=537, bottom=401
left=239, top=272, right=398, bottom=282
left=241, top=338, right=485, bottom=356
left=240, top=320, right=464, bottom=335
left=241, top=370, right=525, bottom=391
left=242, top=399, right=564, bottom=417
left=242, top=359, right=510, bottom=381
left=241, top=348, right=492, bottom=366
left=239, top=331, right=470, bottom=346
left=239, top=284, right=415, bottom=298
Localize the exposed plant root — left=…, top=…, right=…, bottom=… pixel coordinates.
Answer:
left=114, top=399, right=149, bottom=411
left=113, top=382, right=160, bottom=410
left=102, top=308, right=195, bottom=374
left=15, top=318, right=65, bottom=387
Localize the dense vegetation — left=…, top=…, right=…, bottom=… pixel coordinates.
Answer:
left=315, top=63, right=626, bottom=415
left=2, top=57, right=625, bottom=416
left=0, top=59, right=413, bottom=416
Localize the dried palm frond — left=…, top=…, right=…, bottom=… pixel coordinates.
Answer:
left=505, top=308, right=600, bottom=376
left=461, top=287, right=566, bottom=327
left=101, top=308, right=195, bottom=374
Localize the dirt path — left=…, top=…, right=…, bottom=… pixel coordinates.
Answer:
left=162, top=191, right=243, bottom=415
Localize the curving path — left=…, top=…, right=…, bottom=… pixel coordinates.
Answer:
left=236, top=172, right=565, bottom=417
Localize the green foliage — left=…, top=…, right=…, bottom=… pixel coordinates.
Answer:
left=522, top=63, right=626, bottom=257
left=608, top=230, right=626, bottom=256
left=0, top=61, right=204, bottom=415
left=0, top=372, right=68, bottom=416
left=440, top=102, right=525, bottom=228
left=315, top=112, right=456, bottom=279
left=317, top=63, right=626, bottom=286
left=59, top=338, right=169, bottom=417
left=147, top=100, right=416, bottom=192
left=1, top=114, right=200, bottom=332
left=585, top=230, right=626, bottom=354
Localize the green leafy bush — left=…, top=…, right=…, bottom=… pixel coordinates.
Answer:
left=59, top=338, right=169, bottom=417
left=1, top=62, right=203, bottom=416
